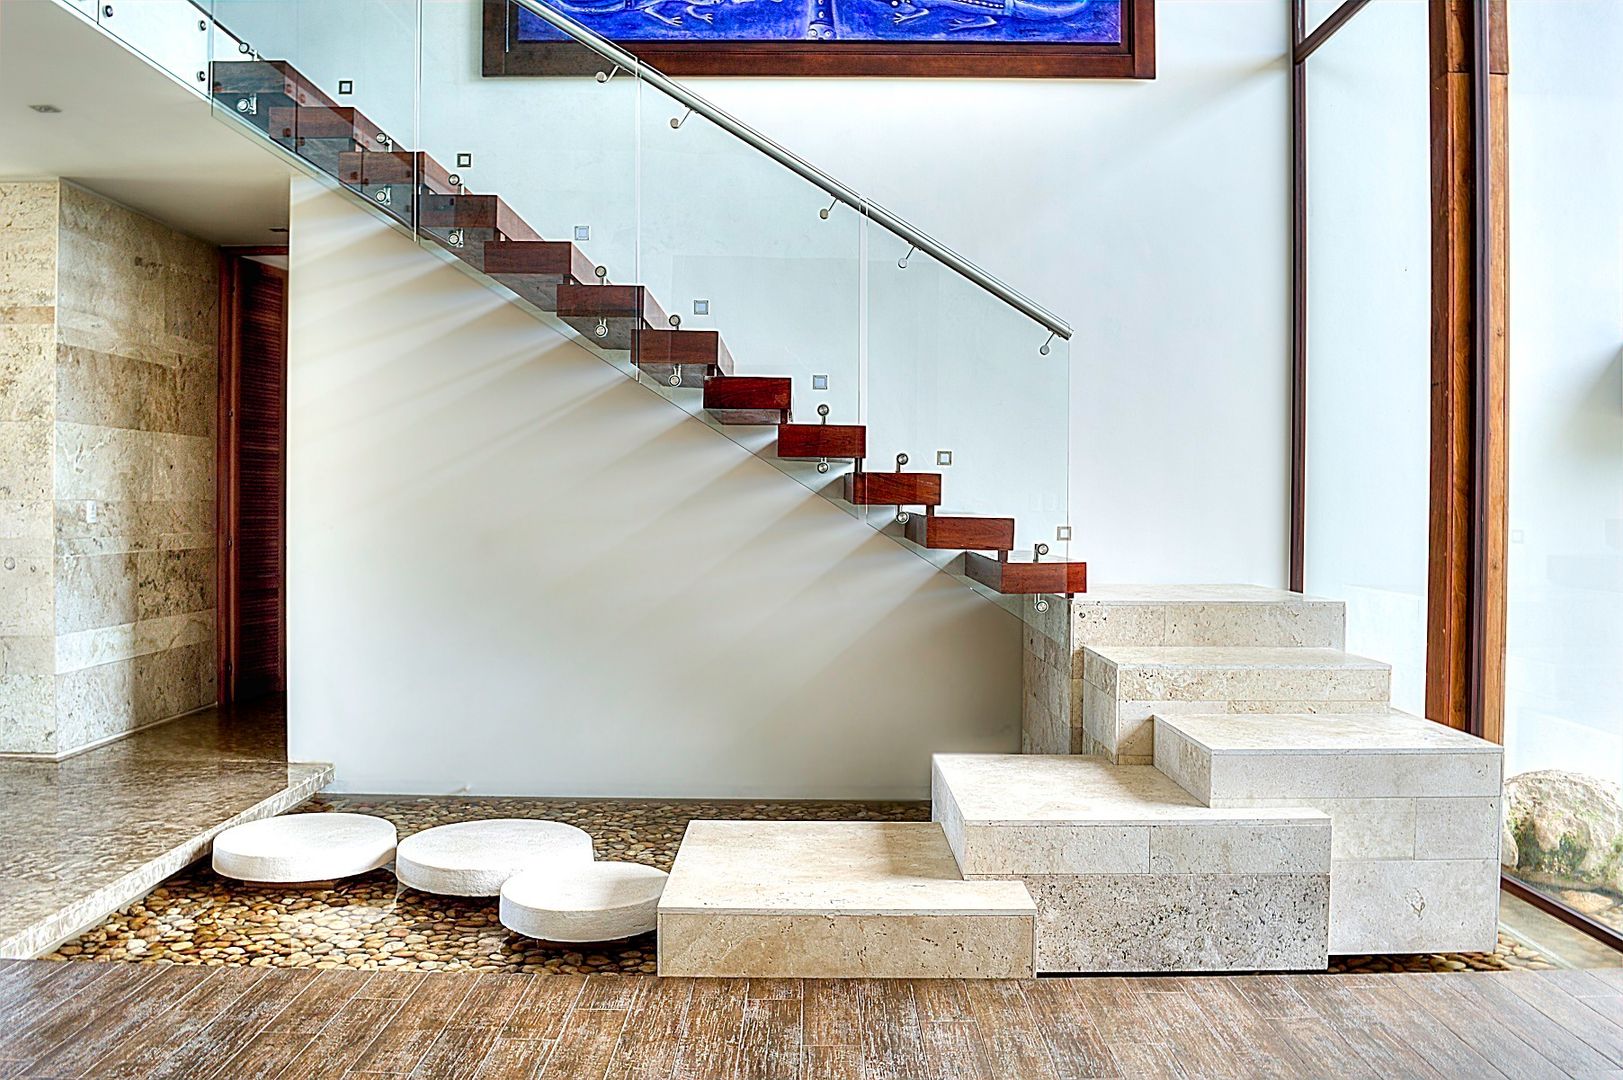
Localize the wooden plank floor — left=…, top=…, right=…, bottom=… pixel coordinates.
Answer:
left=4, top=961, right=1623, bottom=1078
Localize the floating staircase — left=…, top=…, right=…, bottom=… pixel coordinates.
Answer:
left=209, top=56, right=1087, bottom=602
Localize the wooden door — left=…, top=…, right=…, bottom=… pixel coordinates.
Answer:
left=219, top=252, right=288, bottom=703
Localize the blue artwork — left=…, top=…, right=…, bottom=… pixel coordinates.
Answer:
left=516, top=0, right=1122, bottom=45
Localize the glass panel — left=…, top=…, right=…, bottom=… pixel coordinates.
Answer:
left=865, top=223, right=1072, bottom=625
left=95, top=0, right=213, bottom=92
left=416, top=4, right=641, bottom=377
left=634, top=84, right=862, bottom=503
left=1303, top=0, right=1430, bottom=715
left=1502, top=0, right=1623, bottom=933
left=208, top=0, right=420, bottom=230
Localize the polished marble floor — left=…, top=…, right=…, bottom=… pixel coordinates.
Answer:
left=0, top=700, right=331, bottom=959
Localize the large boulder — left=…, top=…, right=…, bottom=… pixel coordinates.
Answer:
left=1504, top=770, right=1623, bottom=894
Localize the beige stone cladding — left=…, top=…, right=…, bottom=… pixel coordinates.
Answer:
left=0, top=180, right=218, bottom=756
left=933, top=753, right=1330, bottom=972
left=1154, top=710, right=1503, bottom=954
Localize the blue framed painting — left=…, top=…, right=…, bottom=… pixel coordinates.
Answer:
left=482, top=0, right=1154, bottom=78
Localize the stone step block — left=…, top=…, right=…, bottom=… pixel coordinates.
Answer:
left=1081, top=646, right=1391, bottom=764
left=1024, top=585, right=1347, bottom=755
left=931, top=754, right=1329, bottom=973
left=656, top=820, right=1035, bottom=979
left=1151, top=711, right=1503, bottom=954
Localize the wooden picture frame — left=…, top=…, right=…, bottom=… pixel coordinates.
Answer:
left=481, top=0, right=1154, bottom=79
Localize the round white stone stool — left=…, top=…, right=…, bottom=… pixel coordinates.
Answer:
left=499, top=861, right=668, bottom=942
left=395, top=819, right=594, bottom=896
left=211, top=813, right=397, bottom=883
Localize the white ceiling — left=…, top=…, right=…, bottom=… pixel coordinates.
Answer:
left=0, top=0, right=293, bottom=244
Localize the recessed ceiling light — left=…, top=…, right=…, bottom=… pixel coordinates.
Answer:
left=29, top=104, right=61, bottom=114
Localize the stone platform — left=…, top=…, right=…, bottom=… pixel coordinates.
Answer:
left=1155, top=709, right=1502, bottom=953
left=656, top=820, right=1036, bottom=978
left=933, top=753, right=1330, bottom=972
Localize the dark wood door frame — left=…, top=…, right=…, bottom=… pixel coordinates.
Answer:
left=217, top=246, right=289, bottom=705
left=1425, top=0, right=1508, bottom=743
left=1288, top=0, right=1508, bottom=744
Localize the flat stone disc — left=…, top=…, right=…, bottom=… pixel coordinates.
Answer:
left=395, top=819, right=594, bottom=896
left=500, top=861, right=668, bottom=942
left=212, top=813, right=397, bottom=883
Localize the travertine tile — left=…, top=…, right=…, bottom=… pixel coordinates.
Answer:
left=0, top=672, right=55, bottom=754
left=657, top=911, right=1034, bottom=979
left=0, top=324, right=56, bottom=422
left=1414, top=796, right=1502, bottom=861
left=1329, top=859, right=1499, bottom=955
left=0, top=421, right=53, bottom=503
left=54, top=552, right=139, bottom=633
left=0, top=544, right=53, bottom=637
left=1012, top=872, right=1329, bottom=973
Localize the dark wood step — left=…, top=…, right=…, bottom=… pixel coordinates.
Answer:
left=777, top=423, right=866, bottom=461
left=904, top=513, right=1015, bottom=552
left=211, top=59, right=336, bottom=126
left=482, top=240, right=596, bottom=309
left=336, top=150, right=458, bottom=195
left=419, top=194, right=540, bottom=266
left=556, top=285, right=668, bottom=351
left=267, top=106, right=388, bottom=173
left=963, top=551, right=1087, bottom=597
left=844, top=472, right=942, bottom=508
left=703, top=376, right=790, bottom=424
left=636, top=330, right=735, bottom=388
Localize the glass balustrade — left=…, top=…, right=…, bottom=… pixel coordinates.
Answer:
left=187, top=0, right=1073, bottom=627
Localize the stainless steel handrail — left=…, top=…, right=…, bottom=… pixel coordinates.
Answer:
left=508, top=0, right=1074, bottom=342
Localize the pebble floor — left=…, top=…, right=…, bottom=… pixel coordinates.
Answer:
left=45, top=795, right=1557, bottom=976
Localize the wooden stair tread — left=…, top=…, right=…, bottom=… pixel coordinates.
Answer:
left=418, top=194, right=539, bottom=241
left=635, top=329, right=735, bottom=379
left=336, top=150, right=458, bottom=194
left=268, top=105, right=386, bottom=146
left=482, top=240, right=596, bottom=283
left=963, top=551, right=1087, bottom=596
left=211, top=59, right=336, bottom=110
left=843, top=472, right=943, bottom=507
left=704, top=376, right=790, bottom=424
left=556, top=285, right=668, bottom=351
left=777, top=423, right=866, bottom=460
left=904, top=514, right=1015, bottom=552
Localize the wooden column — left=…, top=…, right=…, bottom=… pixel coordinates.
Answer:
left=1426, top=0, right=1508, bottom=741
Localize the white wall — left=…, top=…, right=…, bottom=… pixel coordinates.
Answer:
left=1301, top=0, right=1431, bottom=715
left=224, top=0, right=1292, bottom=586
left=286, top=178, right=1024, bottom=798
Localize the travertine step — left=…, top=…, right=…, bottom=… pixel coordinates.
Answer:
left=1152, top=711, right=1502, bottom=955
left=1024, top=585, right=1347, bottom=755
left=1068, top=585, right=1346, bottom=649
left=656, top=821, right=1035, bottom=979
left=931, top=754, right=1329, bottom=973
left=1081, top=645, right=1391, bottom=764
